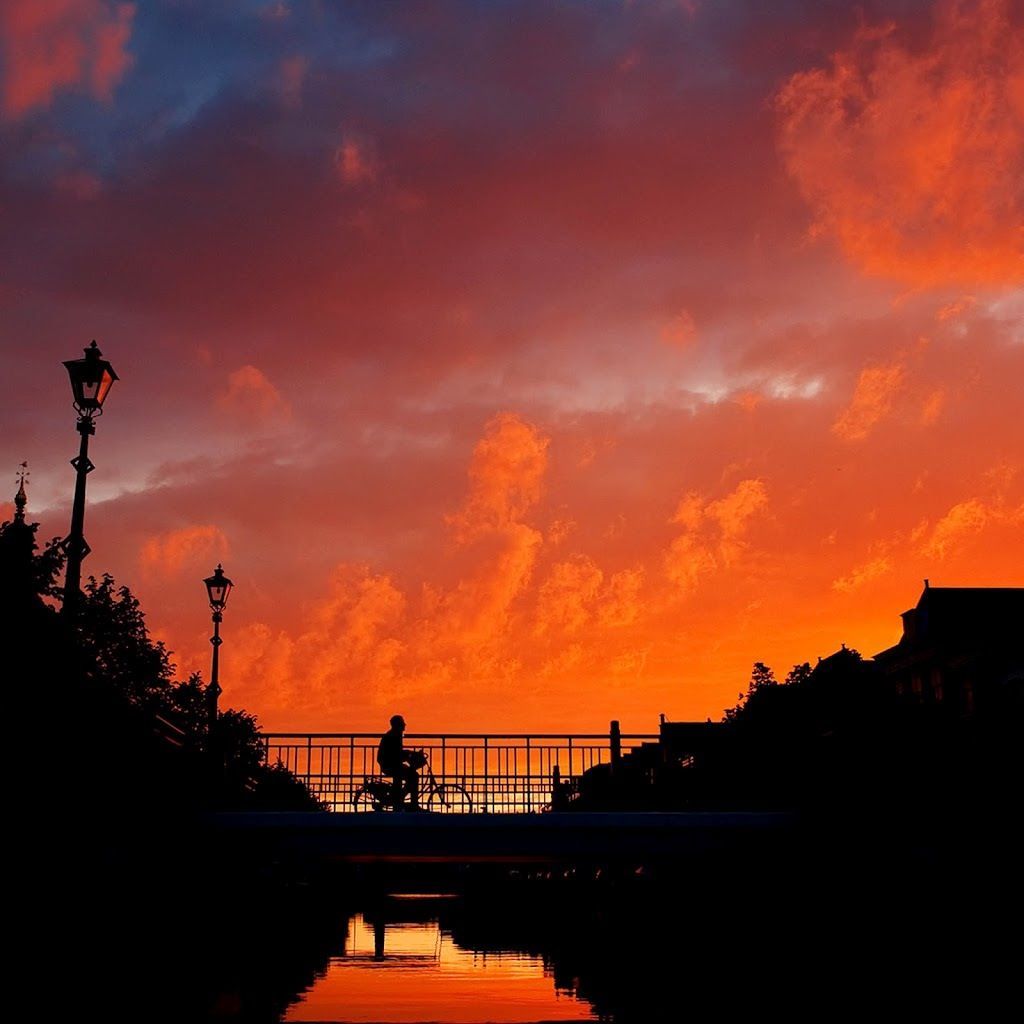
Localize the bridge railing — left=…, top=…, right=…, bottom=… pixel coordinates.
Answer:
left=261, top=728, right=657, bottom=813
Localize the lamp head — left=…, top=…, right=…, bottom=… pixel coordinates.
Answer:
left=64, top=341, right=118, bottom=416
left=204, top=564, right=233, bottom=611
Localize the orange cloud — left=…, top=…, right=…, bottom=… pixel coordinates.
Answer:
left=534, top=555, right=604, bottom=636
left=18, top=2, right=1020, bottom=735
left=146, top=318, right=1021, bottom=733
left=0, top=0, right=134, bottom=118
left=937, top=296, right=977, bottom=321
left=705, top=478, right=770, bottom=564
left=775, top=0, right=1024, bottom=286
left=448, top=412, right=550, bottom=540
left=435, top=521, right=544, bottom=649
left=218, top=365, right=291, bottom=423
left=917, top=496, right=1024, bottom=559
left=139, top=524, right=228, bottom=579
left=665, top=479, right=768, bottom=590
left=170, top=413, right=559, bottom=716
left=920, top=388, right=946, bottom=426
left=335, top=135, right=377, bottom=186
left=660, top=309, right=698, bottom=348
left=832, top=555, right=892, bottom=593
left=596, top=567, right=645, bottom=628
left=406, top=413, right=553, bottom=661
left=225, top=566, right=407, bottom=714
left=664, top=534, right=719, bottom=592
left=832, top=360, right=905, bottom=441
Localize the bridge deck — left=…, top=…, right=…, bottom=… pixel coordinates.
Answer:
left=205, top=811, right=798, bottom=864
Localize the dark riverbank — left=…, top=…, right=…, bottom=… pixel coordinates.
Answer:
left=15, top=801, right=1021, bottom=1022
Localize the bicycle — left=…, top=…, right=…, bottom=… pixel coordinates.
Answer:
left=352, top=750, right=473, bottom=813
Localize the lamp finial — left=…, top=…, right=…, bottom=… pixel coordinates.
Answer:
left=13, top=462, right=28, bottom=522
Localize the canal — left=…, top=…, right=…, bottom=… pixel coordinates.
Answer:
left=285, top=897, right=593, bottom=1022
left=23, top=817, right=1018, bottom=1023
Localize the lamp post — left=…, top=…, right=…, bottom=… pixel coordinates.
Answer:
left=62, top=341, right=118, bottom=617
left=203, top=563, right=233, bottom=738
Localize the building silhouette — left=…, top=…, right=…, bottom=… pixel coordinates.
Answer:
left=566, top=583, right=1022, bottom=811
left=874, top=582, right=1024, bottom=717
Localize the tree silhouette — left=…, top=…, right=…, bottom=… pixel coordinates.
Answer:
left=1, top=513, right=322, bottom=814
left=723, top=661, right=777, bottom=721
left=77, top=573, right=177, bottom=711
left=785, top=662, right=813, bottom=687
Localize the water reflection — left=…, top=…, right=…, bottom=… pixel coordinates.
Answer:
left=285, top=896, right=595, bottom=1023
left=41, top=849, right=1015, bottom=1022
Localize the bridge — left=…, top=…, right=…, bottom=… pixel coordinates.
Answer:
left=205, top=809, right=797, bottom=865
left=262, top=725, right=656, bottom=813
left=244, top=727, right=800, bottom=868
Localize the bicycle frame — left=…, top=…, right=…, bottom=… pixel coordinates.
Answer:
left=354, top=752, right=472, bottom=812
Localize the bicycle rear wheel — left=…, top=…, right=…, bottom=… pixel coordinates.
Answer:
left=352, top=786, right=385, bottom=812
left=427, top=783, right=473, bottom=814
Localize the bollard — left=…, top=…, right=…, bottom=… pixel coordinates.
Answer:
left=551, top=763, right=565, bottom=811
left=610, top=719, right=621, bottom=771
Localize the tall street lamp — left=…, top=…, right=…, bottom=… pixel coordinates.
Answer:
left=62, top=341, right=118, bottom=617
left=204, top=563, right=233, bottom=737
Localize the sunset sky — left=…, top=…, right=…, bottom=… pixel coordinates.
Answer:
left=2, top=0, right=1022, bottom=733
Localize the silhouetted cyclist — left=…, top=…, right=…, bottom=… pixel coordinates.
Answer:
left=377, top=714, right=422, bottom=810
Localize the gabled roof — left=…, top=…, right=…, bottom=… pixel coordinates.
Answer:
left=876, top=584, right=1024, bottom=657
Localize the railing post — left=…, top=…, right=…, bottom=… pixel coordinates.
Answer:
left=610, top=720, right=621, bottom=773
left=526, top=736, right=532, bottom=812
left=483, top=735, right=489, bottom=813
left=551, top=763, right=566, bottom=811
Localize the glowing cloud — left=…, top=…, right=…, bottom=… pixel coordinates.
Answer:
left=6, top=1, right=1023, bottom=732
left=596, top=568, right=645, bottom=629
left=437, top=415, right=549, bottom=649
left=0, top=0, right=134, bottom=118
left=917, top=497, right=1024, bottom=559
left=832, top=361, right=905, bottom=441
left=139, top=525, right=228, bottom=579
left=218, top=365, right=291, bottom=424
left=833, top=556, right=892, bottom=593
left=335, top=135, right=377, bottom=186
left=534, top=555, right=605, bottom=636
left=665, top=480, right=768, bottom=591
left=448, top=413, right=550, bottom=541
left=920, top=388, right=946, bottom=426
left=660, top=310, right=698, bottom=348
left=776, top=0, right=1024, bottom=286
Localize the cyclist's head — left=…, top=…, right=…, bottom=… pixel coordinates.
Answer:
left=390, top=714, right=406, bottom=730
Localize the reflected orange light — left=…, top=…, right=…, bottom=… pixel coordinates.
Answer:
left=284, top=913, right=594, bottom=1022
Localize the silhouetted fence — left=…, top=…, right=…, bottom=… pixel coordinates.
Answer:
left=261, top=727, right=656, bottom=813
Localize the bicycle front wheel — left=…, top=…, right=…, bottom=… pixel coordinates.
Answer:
left=427, top=783, right=473, bottom=814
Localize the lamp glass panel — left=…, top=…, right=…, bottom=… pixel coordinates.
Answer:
left=95, top=369, right=115, bottom=407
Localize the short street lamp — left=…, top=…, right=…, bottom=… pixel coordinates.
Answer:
left=204, top=563, right=233, bottom=737
left=62, top=341, right=118, bottom=617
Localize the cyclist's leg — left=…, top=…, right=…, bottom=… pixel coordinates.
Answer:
left=382, top=770, right=403, bottom=809
left=402, top=764, right=420, bottom=809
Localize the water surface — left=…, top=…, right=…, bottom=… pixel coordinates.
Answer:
left=285, top=900, right=595, bottom=1023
